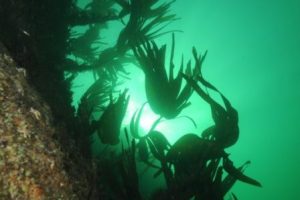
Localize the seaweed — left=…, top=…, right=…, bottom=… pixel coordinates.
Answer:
left=116, top=0, right=178, bottom=53
left=0, top=0, right=262, bottom=199
left=133, top=34, right=200, bottom=119
left=182, top=77, right=239, bottom=148
left=93, top=89, right=130, bottom=145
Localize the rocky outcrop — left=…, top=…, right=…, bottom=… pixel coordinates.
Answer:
left=0, top=43, right=79, bottom=199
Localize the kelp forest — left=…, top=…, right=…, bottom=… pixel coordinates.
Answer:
left=0, top=0, right=262, bottom=199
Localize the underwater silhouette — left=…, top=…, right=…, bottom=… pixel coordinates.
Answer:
left=133, top=35, right=198, bottom=119
left=95, top=89, right=129, bottom=145
left=0, top=0, right=262, bottom=199
left=116, top=0, right=177, bottom=54
left=182, top=48, right=239, bottom=148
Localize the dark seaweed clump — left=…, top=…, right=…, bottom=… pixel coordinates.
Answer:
left=0, top=0, right=261, bottom=199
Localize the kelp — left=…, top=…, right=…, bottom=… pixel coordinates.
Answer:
left=77, top=78, right=113, bottom=120
left=129, top=103, right=167, bottom=169
left=94, top=89, right=130, bottom=145
left=68, top=0, right=119, bottom=26
left=150, top=133, right=261, bottom=199
left=0, top=0, right=262, bottom=199
left=85, top=0, right=118, bottom=17
left=223, top=158, right=262, bottom=187
left=182, top=49, right=239, bottom=148
left=116, top=0, right=178, bottom=53
left=120, top=136, right=143, bottom=200
left=63, top=0, right=178, bottom=86
left=77, top=76, right=129, bottom=146
left=127, top=43, right=261, bottom=199
left=68, top=24, right=105, bottom=63
left=126, top=41, right=261, bottom=197
left=133, top=35, right=200, bottom=119
left=94, top=47, right=135, bottom=81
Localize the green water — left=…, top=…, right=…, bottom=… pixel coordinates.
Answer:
left=72, top=0, right=300, bottom=199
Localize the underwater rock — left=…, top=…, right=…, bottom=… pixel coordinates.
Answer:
left=0, top=43, right=82, bottom=199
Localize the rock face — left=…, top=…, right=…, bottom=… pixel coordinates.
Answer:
left=0, top=43, right=77, bottom=199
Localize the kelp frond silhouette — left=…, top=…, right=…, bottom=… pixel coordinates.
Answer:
left=133, top=34, right=202, bottom=119
left=182, top=49, right=239, bottom=148
left=94, top=89, right=130, bottom=145
left=94, top=47, right=136, bottom=81
left=78, top=78, right=113, bottom=120
left=62, top=0, right=180, bottom=90
left=68, top=24, right=105, bottom=63
left=85, top=0, right=118, bottom=17
left=116, top=0, right=178, bottom=53
left=77, top=76, right=129, bottom=147
left=68, top=0, right=119, bottom=26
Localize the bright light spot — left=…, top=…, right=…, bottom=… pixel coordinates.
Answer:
left=138, top=106, right=160, bottom=133
left=122, top=100, right=160, bottom=137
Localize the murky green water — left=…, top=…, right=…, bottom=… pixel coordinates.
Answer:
left=72, top=0, right=300, bottom=199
